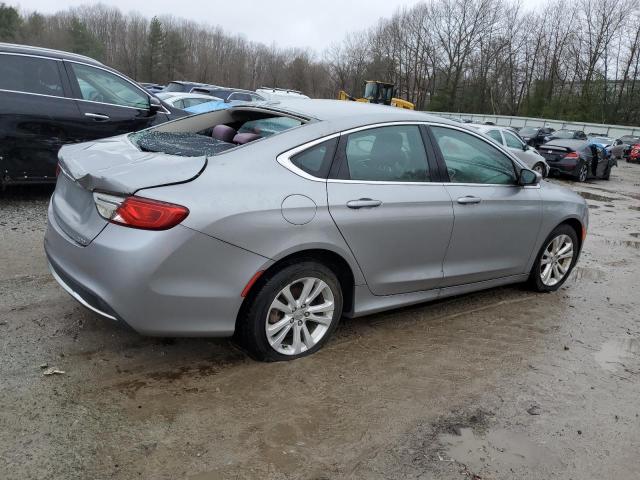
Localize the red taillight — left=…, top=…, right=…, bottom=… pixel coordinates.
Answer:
left=111, top=196, right=189, bottom=230
left=564, top=151, right=580, bottom=159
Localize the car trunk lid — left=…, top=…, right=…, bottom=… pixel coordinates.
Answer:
left=538, top=145, right=572, bottom=162
left=52, top=135, right=206, bottom=246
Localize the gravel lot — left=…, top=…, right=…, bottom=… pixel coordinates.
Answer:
left=1, top=163, right=639, bottom=480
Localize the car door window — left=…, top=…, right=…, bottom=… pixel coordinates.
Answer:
left=70, top=63, right=149, bottom=109
left=431, top=126, right=517, bottom=185
left=504, top=131, right=524, bottom=149
left=344, top=125, right=430, bottom=182
left=291, top=138, right=338, bottom=178
left=486, top=129, right=503, bottom=145
left=0, top=54, right=64, bottom=97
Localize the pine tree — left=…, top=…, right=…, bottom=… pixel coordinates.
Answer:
left=0, top=3, right=21, bottom=42
left=145, top=17, right=165, bottom=83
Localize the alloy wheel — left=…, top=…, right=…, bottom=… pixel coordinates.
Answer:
left=578, top=163, right=588, bottom=182
left=265, top=277, right=335, bottom=355
left=540, top=234, right=574, bottom=286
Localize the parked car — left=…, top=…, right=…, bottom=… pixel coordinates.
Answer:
left=473, top=124, right=549, bottom=176
left=140, top=82, right=165, bottom=94
left=588, top=136, right=615, bottom=160
left=0, top=43, right=184, bottom=187
left=610, top=135, right=640, bottom=162
left=538, top=139, right=614, bottom=181
left=256, top=87, right=310, bottom=100
left=183, top=99, right=242, bottom=114
left=164, top=80, right=209, bottom=93
left=190, top=86, right=266, bottom=103
left=519, top=126, right=556, bottom=147
left=543, top=129, right=588, bottom=143
left=45, top=100, right=588, bottom=361
left=156, top=92, right=222, bottom=109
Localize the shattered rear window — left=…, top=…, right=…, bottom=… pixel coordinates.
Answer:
left=130, top=131, right=234, bottom=157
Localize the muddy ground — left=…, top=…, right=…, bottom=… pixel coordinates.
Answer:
left=1, top=163, right=639, bottom=480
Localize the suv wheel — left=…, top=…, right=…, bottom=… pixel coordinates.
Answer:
left=529, top=225, right=579, bottom=292
left=237, top=261, right=343, bottom=361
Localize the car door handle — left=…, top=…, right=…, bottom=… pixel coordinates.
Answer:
left=346, top=198, right=382, bottom=209
left=457, top=196, right=482, bottom=205
left=84, top=112, right=110, bottom=121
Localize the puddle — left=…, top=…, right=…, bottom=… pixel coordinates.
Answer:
left=631, top=233, right=640, bottom=238
left=629, top=206, right=640, bottom=212
left=439, top=427, right=560, bottom=473
left=594, top=338, right=640, bottom=373
left=577, top=191, right=620, bottom=202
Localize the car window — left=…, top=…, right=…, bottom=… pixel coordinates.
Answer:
left=239, top=116, right=302, bottom=137
left=229, top=92, right=252, bottom=102
left=0, top=54, right=64, bottom=97
left=70, top=63, right=149, bottom=109
left=344, top=125, right=430, bottom=182
left=182, top=98, right=209, bottom=108
left=213, top=89, right=231, bottom=100
left=291, top=138, right=338, bottom=178
left=431, top=127, right=517, bottom=185
left=504, top=131, right=524, bottom=149
left=486, top=130, right=503, bottom=144
left=173, top=99, right=184, bottom=108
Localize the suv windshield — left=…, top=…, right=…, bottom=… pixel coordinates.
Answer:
left=520, top=127, right=539, bottom=136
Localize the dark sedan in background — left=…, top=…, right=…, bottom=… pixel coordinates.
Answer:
left=543, top=129, right=588, bottom=143
left=538, top=139, right=614, bottom=181
left=0, top=43, right=185, bottom=187
left=520, top=126, right=556, bottom=147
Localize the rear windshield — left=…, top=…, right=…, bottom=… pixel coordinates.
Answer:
left=129, top=108, right=306, bottom=157
left=165, top=82, right=188, bottom=92
left=520, top=127, right=538, bottom=135
left=554, top=130, right=575, bottom=138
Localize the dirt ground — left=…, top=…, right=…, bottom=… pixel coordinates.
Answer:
left=1, top=162, right=639, bottom=480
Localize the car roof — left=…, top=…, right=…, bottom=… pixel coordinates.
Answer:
left=544, top=139, right=588, bottom=148
left=249, top=99, right=457, bottom=126
left=0, top=42, right=103, bottom=65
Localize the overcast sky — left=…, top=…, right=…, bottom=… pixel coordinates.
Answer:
left=11, top=0, right=535, bottom=52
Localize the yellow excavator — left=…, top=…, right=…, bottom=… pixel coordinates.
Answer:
left=338, top=80, right=414, bottom=110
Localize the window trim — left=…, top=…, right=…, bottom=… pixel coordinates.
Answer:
left=276, top=121, right=531, bottom=187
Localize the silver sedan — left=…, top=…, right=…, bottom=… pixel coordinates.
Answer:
left=45, top=100, right=588, bottom=361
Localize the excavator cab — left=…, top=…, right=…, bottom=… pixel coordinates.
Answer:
left=363, top=81, right=395, bottom=105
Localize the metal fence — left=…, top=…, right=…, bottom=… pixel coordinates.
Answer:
left=433, top=112, right=640, bottom=138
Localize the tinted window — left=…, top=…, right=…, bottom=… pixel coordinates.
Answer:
left=71, top=63, right=149, bottom=109
left=504, top=131, right=524, bottom=149
left=431, top=127, right=517, bottom=185
left=345, top=125, right=430, bottom=182
left=486, top=130, right=503, bottom=144
left=228, top=92, right=252, bottom=102
left=213, top=89, right=231, bottom=100
left=0, top=54, right=64, bottom=97
left=166, top=82, right=188, bottom=92
left=291, top=138, right=338, bottom=178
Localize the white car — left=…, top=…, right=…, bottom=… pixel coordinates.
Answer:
left=155, top=92, right=222, bottom=109
left=256, top=87, right=310, bottom=101
left=472, top=124, right=549, bottom=176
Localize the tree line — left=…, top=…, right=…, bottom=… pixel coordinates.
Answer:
left=1, top=0, right=639, bottom=125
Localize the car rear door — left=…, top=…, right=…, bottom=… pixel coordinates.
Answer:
left=63, top=61, right=164, bottom=141
left=428, top=125, right=542, bottom=286
left=0, top=53, right=81, bottom=183
left=327, top=124, right=454, bottom=295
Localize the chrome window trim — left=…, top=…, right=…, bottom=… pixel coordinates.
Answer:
left=0, top=51, right=64, bottom=62
left=0, top=87, right=72, bottom=100
left=277, top=120, right=531, bottom=186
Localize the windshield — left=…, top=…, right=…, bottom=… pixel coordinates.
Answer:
left=363, top=82, right=378, bottom=100
left=165, top=82, right=188, bottom=92
left=554, top=130, right=575, bottom=139
left=520, top=127, right=538, bottom=136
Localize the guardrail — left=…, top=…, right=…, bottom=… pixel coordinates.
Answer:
left=433, top=112, right=640, bottom=138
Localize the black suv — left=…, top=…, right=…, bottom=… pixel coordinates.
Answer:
left=0, top=43, right=184, bottom=186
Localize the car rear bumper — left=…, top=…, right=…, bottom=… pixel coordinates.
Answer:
left=547, top=159, right=579, bottom=177
left=44, top=201, right=270, bottom=336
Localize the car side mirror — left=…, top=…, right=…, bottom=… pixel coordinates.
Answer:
left=149, top=96, right=162, bottom=114
left=522, top=143, right=528, bottom=151
left=519, top=168, right=541, bottom=186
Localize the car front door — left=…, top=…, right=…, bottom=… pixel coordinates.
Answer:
left=0, top=53, right=80, bottom=183
left=327, top=124, right=454, bottom=295
left=64, top=61, right=164, bottom=141
left=428, top=125, right=543, bottom=286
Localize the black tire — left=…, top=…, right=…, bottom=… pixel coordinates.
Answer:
left=528, top=224, right=579, bottom=292
left=532, top=162, right=546, bottom=177
left=575, top=161, right=588, bottom=182
left=602, top=163, right=611, bottom=180
left=236, top=260, right=343, bottom=362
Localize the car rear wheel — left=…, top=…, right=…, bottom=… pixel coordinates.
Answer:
left=529, top=225, right=579, bottom=292
left=237, top=261, right=343, bottom=361
left=576, top=162, right=588, bottom=182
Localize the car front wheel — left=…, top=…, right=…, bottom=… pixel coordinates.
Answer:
left=532, top=162, right=546, bottom=177
left=529, top=225, right=579, bottom=292
left=576, top=162, right=588, bottom=182
left=237, top=261, right=343, bottom=361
